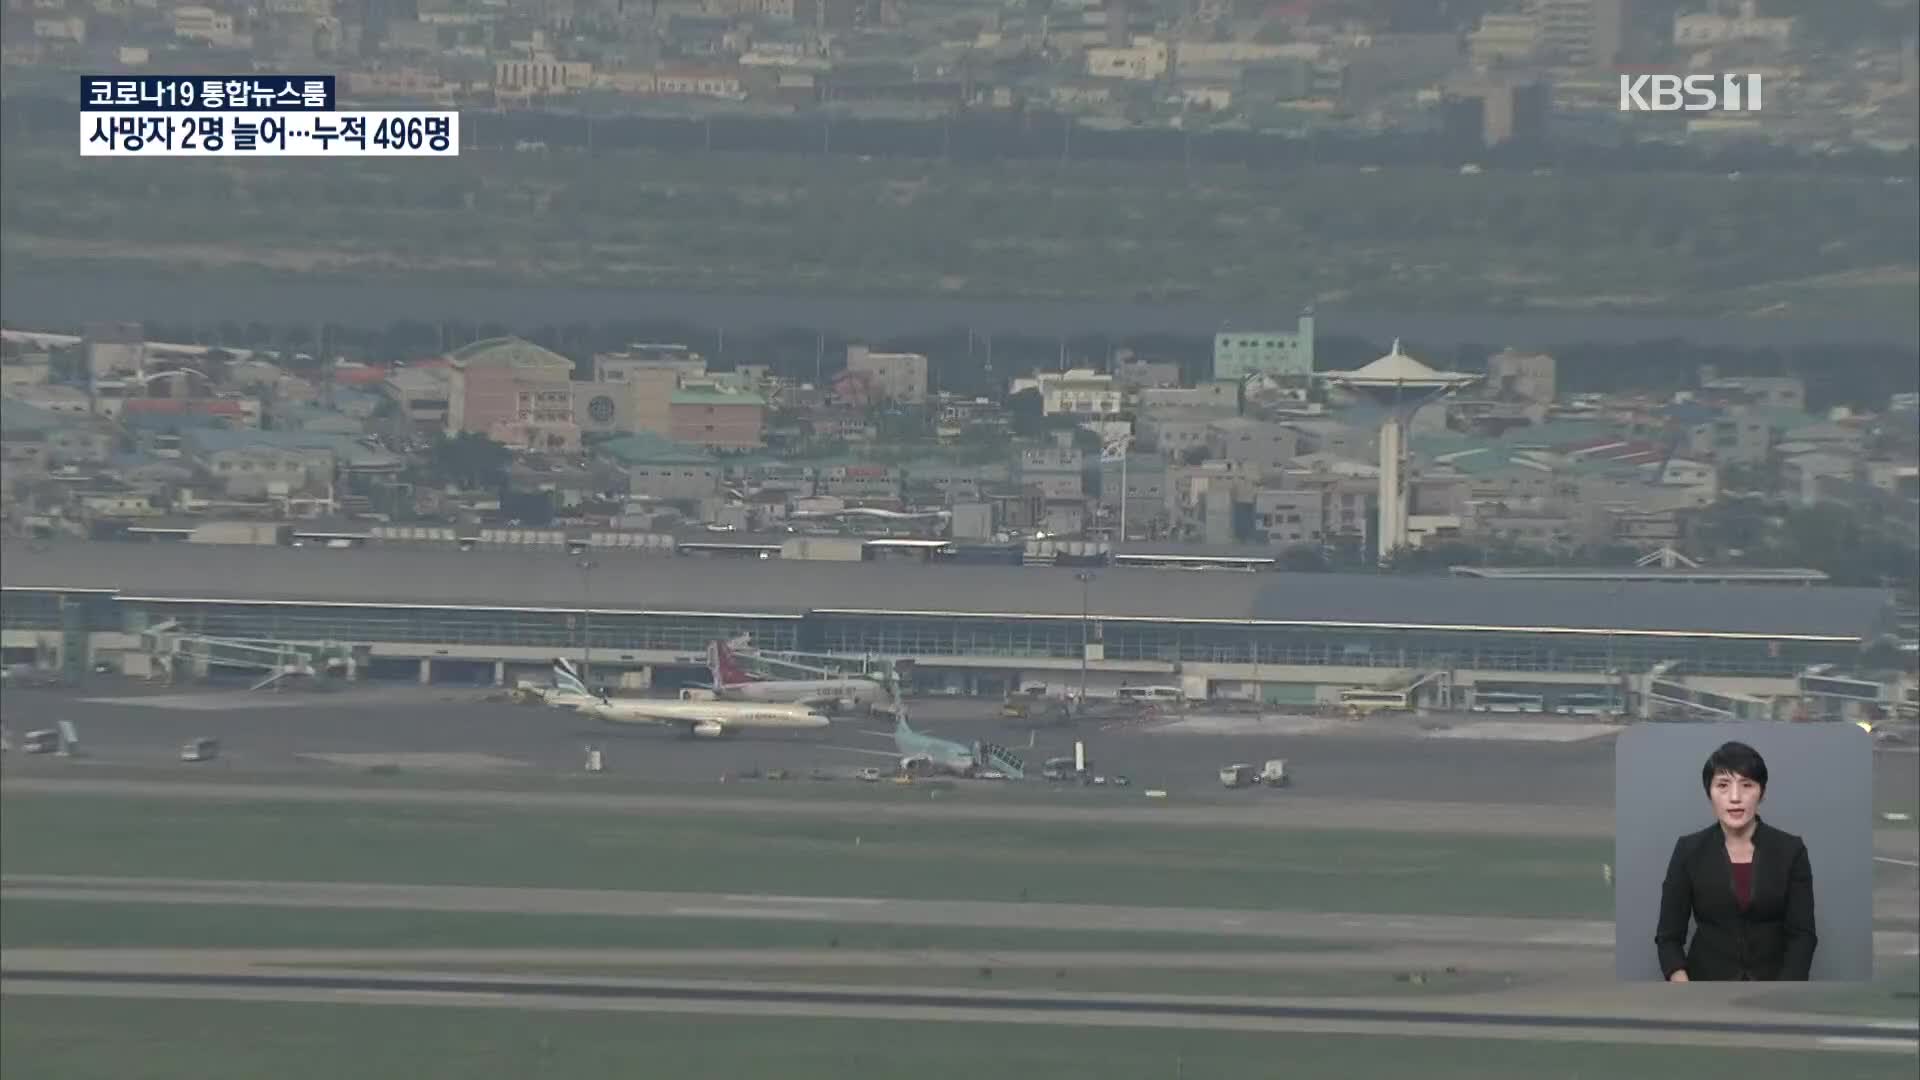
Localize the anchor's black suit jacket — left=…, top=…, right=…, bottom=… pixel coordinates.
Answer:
left=1655, top=819, right=1817, bottom=982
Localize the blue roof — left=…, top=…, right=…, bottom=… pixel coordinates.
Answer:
left=595, top=433, right=716, bottom=466
left=272, top=403, right=365, bottom=432
left=182, top=429, right=401, bottom=467
left=1506, top=420, right=1621, bottom=448
left=334, top=387, right=381, bottom=411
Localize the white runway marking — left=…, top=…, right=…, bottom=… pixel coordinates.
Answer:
left=1816, top=1037, right=1918, bottom=1053
left=1146, top=715, right=1347, bottom=737
left=1422, top=723, right=1623, bottom=743
left=77, top=694, right=322, bottom=712
left=1874, top=856, right=1920, bottom=869
left=295, top=753, right=529, bottom=772
left=720, top=895, right=885, bottom=906
left=667, top=908, right=830, bottom=920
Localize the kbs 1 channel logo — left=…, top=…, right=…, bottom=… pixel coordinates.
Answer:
left=1618, top=72, right=1764, bottom=113
left=80, top=75, right=459, bottom=158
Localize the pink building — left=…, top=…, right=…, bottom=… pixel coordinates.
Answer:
left=445, top=337, right=579, bottom=451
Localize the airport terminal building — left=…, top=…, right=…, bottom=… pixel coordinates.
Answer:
left=1, top=543, right=1901, bottom=721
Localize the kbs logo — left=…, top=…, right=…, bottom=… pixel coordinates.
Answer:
left=1618, top=73, right=1763, bottom=112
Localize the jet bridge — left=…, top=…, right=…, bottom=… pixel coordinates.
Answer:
left=141, top=620, right=355, bottom=689
left=1644, top=662, right=1773, bottom=721
left=726, top=641, right=904, bottom=683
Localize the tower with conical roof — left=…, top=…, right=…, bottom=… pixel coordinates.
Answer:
left=1319, top=340, right=1481, bottom=561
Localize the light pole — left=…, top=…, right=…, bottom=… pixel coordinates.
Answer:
left=577, top=558, right=597, bottom=688
left=1075, top=571, right=1096, bottom=710
left=1250, top=616, right=1262, bottom=718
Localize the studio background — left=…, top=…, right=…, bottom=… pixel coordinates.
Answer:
left=1613, top=722, right=1874, bottom=982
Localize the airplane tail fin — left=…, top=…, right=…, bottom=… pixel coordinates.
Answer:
left=710, top=640, right=751, bottom=687
left=551, top=657, right=594, bottom=700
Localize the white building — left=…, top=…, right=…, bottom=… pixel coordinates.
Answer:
left=496, top=57, right=594, bottom=95
left=33, top=16, right=87, bottom=42
left=1009, top=369, right=1123, bottom=417
left=1175, top=83, right=1233, bottom=111
left=173, top=5, right=241, bottom=47
left=1469, top=14, right=1540, bottom=67
left=1673, top=1, right=1794, bottom=47
left=1086, top=40, right=1170, bottom=81
left=845, top=346, right=929, bottom=405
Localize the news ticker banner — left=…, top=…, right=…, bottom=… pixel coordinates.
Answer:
left=80, top=75, right=458, bottom=157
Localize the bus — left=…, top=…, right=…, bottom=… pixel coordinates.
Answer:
left=1339, top=688, right=1409, bottom=713
left=1117, top=686, right=1184, bottom=704
left=1472, top=691, right=1546, bottom=714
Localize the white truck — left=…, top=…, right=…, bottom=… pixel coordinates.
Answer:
left=1258, top=759, right=1290, bottom=787
left=1219, top=763, right=1256, bottom=789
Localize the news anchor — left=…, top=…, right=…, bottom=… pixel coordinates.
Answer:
left=1656, top=741, right=1817, bottom=982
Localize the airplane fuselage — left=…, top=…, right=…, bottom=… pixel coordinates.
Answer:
left=720, top=678, right=889, bottom=712
left=547, top=690, right=829, bottom=735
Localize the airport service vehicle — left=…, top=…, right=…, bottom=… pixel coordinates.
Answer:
left=1258, top=759, right=1290, bottom=787
left=1001, top=696, right=1071, bottom=722
left=857, top=767, right=886, bottom=782
left=1220, top=763, right=1257, bottom=789
left=1339, top=688, right=1409, bottom=714
left=544, top=659, right=829, bottom=737
left=179, top=738, right=220, bottom=763
left=22, top=729, right=60, bottom=755
left=1116, top=686, right=1185, bottom=705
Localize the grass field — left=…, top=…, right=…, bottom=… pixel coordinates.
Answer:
left=0, top=791, right=1613, bottom=918
left=0, top=900, right=1354, bottom=955
left=5, top=144, right=1914, bottom=318
left=264, top=960, right=1521, bottom=1000
left=5, top=997, right=1910, bottom=1080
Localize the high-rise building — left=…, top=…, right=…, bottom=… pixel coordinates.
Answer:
left=1444, top=75, right=1551, bottom=147
left=1485, top=349, right=1557, bottom=404
left=845, top=345, right=929, bottom=404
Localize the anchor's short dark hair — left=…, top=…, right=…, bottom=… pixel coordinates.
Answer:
left=1702, top=741, right=1769, bottom=794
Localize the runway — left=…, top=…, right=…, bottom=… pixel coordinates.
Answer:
left=5, top=682, right=1917, bottom=1066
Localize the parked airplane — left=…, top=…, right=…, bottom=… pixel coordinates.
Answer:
left=546, top=658, right=829, bottom=738
left=706, top=641, right=891, bottom=714
left=843, top=712, right=1026, bottom=779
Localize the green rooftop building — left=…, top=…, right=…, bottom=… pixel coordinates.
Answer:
left=1212, top=311, right=1315, bottom=381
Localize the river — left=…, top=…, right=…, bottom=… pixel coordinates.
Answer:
left=3, top=270, right=1916, bottom=349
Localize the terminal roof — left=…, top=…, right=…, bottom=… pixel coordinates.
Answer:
left=0, top=542, right=1891, bottom=640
